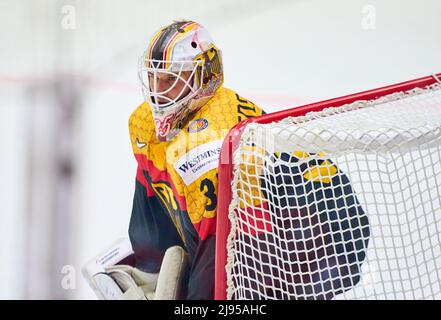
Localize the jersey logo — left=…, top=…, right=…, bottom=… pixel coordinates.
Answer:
left=151, top=182, right=178, bottom=211
left=174, top=139, right=222, bottom=185
left=151, top=182, right=185, bottom=242
left=188, top=118, right=208, bottom=133
left=135, top=138, right=147, bottom=149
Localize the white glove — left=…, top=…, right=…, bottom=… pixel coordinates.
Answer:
left=82, top=238, right=187, bottom=300
left=100, top=264, right=158, bottom=300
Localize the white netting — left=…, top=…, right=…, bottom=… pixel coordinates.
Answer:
left=226, top=83, right=441, bottom=300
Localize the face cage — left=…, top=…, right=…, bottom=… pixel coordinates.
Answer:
left=138, top=57, right=205, bottom=112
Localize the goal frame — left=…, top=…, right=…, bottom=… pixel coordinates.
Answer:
left=214, top=72, right=441, bottom=300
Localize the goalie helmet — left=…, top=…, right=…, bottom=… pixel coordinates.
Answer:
left=139, top=20, right=224, bottom=141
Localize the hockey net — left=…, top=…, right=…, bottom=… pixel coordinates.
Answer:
left=215, top=73, right=441, bottom=300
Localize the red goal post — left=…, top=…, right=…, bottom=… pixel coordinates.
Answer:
left=214, top=72, right=441, bottom=300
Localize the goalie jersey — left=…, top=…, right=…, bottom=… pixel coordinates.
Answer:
left=128, top=87, right=265, bottom=299
left=128, top=86, right=370, bottom=300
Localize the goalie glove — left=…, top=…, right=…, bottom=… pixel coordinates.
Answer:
left=82, top=238, right=187, bottom=300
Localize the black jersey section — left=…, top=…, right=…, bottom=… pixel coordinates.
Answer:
left=128, top=168, right=217, bottom=299
left=128, top=178, right=184, bottom=273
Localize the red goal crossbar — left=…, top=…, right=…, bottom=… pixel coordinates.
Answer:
left=214, top=72, right=441, bottom=300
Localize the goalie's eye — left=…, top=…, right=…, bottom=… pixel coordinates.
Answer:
left=167, top=76, right=176, bottom=82
left=148, top=73, right=177, bottom=85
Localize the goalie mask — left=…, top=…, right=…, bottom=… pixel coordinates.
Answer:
left=139, top=21, right=224, bottom=141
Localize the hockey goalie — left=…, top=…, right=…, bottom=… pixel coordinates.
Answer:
left=83, top=20, right=370, bottom=300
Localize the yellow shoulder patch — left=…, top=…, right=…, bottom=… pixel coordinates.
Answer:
left=303, top=159, right=338, bottom=184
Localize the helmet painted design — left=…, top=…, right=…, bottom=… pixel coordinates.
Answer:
left=139, top=20, right=224, bottom=141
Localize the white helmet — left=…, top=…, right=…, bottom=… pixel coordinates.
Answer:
left=139, top=20, right=224, bottom=141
